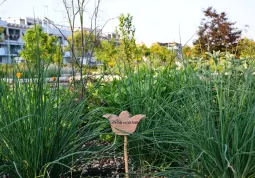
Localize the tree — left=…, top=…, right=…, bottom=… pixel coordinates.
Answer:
left=95, top=13, right=138, bottom=71
left=20, top=25, right=62, bottom=64
left=193, top=7, right=242, bottom=54
left=62, top=0, right=101, bottom=96
left=237, top=37, right=255, bottom=58
left=65, top=30, right=99, bottom=58
left=95, top=14, right=148, bottom=71
left=150, top=43, right=176, bottom=65
left=138, top=43, right=150, bottom=57
left=118, top=13, right=137, bottom=63
left=95, top=39, right=118, bottom=69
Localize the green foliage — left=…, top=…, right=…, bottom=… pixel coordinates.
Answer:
left=118, top=13, right=137, bottom=63
left=88, top=49, right=255, bottom=176
left=0, top=27, right=4, bottom=42
left=95, top=13, right=142, bottom=72
left=150, top=43, right=177, bottom=66
left=0, top=27, right=4, bottom=33
left=97, top=67, right=184, bottom=170
left=182, top=45, right=192, bottom=57
left=138, top=43, right=150, bottom=57
left=0, top=64, right=13, bottom=78
left=0, top=33, right=106, bottom=177
left=20, top=25, right=62, bottom=64
left=92, top=60, right=255, bottom=176
left=52, top=42, right=63, bottom=64
left=0, top=63, right=37, bottom=78
left=237, top=37, right=255, bottom=58
left=95, top=39, right=118, bottom=67
left=95, top=13, right=177, bottom=72
left=184, top=70, right=255, bottom=177
left=0, top=64, right=103, bottom=177
left=66, top=30, right=98, bottom=57
left=193, top=51, right=250, bottom=73
left=45, top=66, right=59, bottom=77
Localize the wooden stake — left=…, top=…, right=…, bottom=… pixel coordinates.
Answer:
left=124, top=135, right=129, bottom=178
left=103, top=111, right=146, bottom=177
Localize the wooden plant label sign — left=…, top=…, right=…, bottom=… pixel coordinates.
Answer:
left=103, top=111, right=145, bottom=135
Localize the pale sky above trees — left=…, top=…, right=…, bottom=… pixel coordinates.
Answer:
left=0, top=0, right=254, bottom=46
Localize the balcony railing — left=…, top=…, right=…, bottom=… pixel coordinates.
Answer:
left=8, top=34, right=20, bottom=41
left=0, top=34, right=21, bottom=42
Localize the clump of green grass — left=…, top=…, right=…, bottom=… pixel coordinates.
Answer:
left=179, top=69, right=255, bottom=177
left=0, top=35, right=107, bottom=178
left=94, top=61, right=190, bottom=174
left=96, top=56, right=255, bottom=177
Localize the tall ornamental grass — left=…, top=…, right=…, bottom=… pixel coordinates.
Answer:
left=96, top=62, right=192, bottom=175
left=0, top=28, right=105, bottom=178
left=97, top=59, right=255, bottom=177
left=180, top=69, right=255, bottom=177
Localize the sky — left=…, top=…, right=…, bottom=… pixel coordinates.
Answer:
left=0, top=0, right=255, bottom=46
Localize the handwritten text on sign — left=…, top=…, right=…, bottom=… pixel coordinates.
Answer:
left=103, top=111, right=145, bottom=135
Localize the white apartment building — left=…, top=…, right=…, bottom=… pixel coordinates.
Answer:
left=0, top=17, right=72, bottom=64
left=0, top=16, right=120, bottom=65
left=0, top=18, right=28, bottom=63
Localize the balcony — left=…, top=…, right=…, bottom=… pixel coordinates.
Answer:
left=8, top=34, right=20, bottom=41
